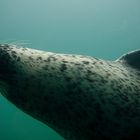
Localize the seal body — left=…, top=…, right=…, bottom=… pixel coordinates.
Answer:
left=0, top=44, right=140, bottom=140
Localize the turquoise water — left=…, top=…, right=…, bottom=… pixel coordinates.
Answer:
left=0, top=0, right=140, bottom=140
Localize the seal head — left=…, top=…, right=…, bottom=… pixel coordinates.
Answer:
left=0, top=44, right=140, bottom=140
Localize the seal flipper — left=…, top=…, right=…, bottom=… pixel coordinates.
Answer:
left=116, top=50, right=140, bottom=70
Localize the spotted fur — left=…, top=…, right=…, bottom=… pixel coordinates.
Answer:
left=0, top=44, right=140, bottom=140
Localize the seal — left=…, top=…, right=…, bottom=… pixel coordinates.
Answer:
left=0, top=44, right=140, bottom=140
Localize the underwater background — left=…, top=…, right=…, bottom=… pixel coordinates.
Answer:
left=0, top=0, right=140, bottom=140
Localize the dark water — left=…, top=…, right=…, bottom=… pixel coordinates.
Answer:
left=0, top=0, right=140, bottom=140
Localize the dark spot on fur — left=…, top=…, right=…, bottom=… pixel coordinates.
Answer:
left=47, top=56, right=57, bottom=62
left=29, top=56, right=34, bottom=61
left=122, top=72, right=128, bottom=77
left=83, top=61, right=90, bottom=65
left=22, top=48, right=27, bottom=51
left=17, top=57, right=21, bottom=62
left=74, top=63, right=80, bottom=66
left=44, top=59, right=48, bottom=62
left=92, top=61, right=97, bottom=65
left=99, top=61, right=103, bottom=64
left=37, top=56, right=42, bottom=60
left=62, top=60, right=68, bottom=63
left=12, top=53, right=17, bottom=59
left=60, top=63, right=67, bottom=72
left=11, top=51, right=16, bottom=54
left=100, top=78, right=107, bottom=84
